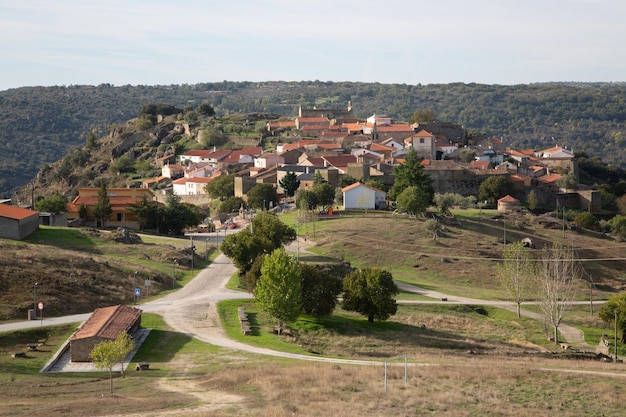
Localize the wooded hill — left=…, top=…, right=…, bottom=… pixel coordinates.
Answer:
left=2, top=81, right=626, bottom=197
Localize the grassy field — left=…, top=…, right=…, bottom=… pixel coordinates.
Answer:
left=2, top=212, right=626, bottom=415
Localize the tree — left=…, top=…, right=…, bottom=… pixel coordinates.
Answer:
left=556, top=172, right=578, bottom=190
left=458, top=148, right=477, bottom=163
left=92, top=182, right=112, bottom=227
left=496, top=242, right=536, bottom=318
left=218, top=196, right=245, bottom=214
left=599, top=293, right=626, bottom=344
left=342, top=268, right=399, bottom=322
left=408, top=108, right=437, bottom=124
left=128, top=195, right=159, bottom=231
left=388, top=147, right=434, bottom=204
left=34, top=193, right=67, bottom=214
left=477, top=175, right=514, bottom=206
left=527, top=189, right=539, bottom=211
left=396, top=186, right=431, bottom=216
left=339, top=175, right=359, bottom=188
left=312, top=182, right=335, bottom=208
left=608, top=214, right=626, bottom=239
left=247, top=183, right=279, bottom=210
left=90, top=332, right=135, bottom=395
left=300, top=263, right=343, bottom=317
left=204, top=175, right=234, bottom=200
left=424, top=218, right=442, bottom=240
left=250, top=212, right=297, bottom=248
left=296, top=190, right=318, bottom=211
left=279, top=172, right=300, bottom=201
left=537, top=243, right=579, bottom=344
left=197, top=102, right=215, bottom=116
left=255, top=248, right=302, bottom=335
left=85, top=129, right=99, bottom=150
left=161, top=194, right=200, bottom=235
left=574, top=211, right=600, bottom=231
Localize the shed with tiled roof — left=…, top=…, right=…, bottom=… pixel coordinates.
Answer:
left=69, top=304, right=142, bottom=362
left=0, top=204, right=39, bottom=240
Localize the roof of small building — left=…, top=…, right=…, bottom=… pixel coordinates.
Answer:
left=70, top=305, right=142, bottom=341
left=0, top=204, right=39, bottom=220
left=342, top=182, right=386, bottom=194
left=498, top=195, right=519, bottom=203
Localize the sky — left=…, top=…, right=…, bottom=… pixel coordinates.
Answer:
left=2, top=0, right=626, bottom=91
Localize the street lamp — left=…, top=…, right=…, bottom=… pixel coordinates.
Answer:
left=172, top=259, right=178, bottom=289
left=33, top=282, right=38, bottom=321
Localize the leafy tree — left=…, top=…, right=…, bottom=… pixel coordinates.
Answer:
left=364, top=177, right=387, bottom=192
left=85, top=129, right=98, bottom=150
left=255, top=248, right=302, bottom=335
left=538, top=243, right=579, bottom=344
left=339, top=175, right=359, bottom=188
left=221, top=228, right=271, bottom=274
left=243, top=253, right=266, bottom=292
left=279, top=172, right=300, bottom=200
left=128, top=196, right=159, bottom=231
left=608, top=214, right=626, bottom=239
left=250, top=212, right=297, bottom=248
left=458, top=148, right=477, bottom=163
left=342, top=267, right=399, bottom=323
left=313, top=171, right=327, bottom=185
left=527, top=189, right=539, bottom=211
left=109, top=154, right=134, bottom=174
left=296, top=190, right=318, bottom=210
left=161, top=194, right=200, bottom=235
left=197, top=102, right=215, bottom=116
left=396, top=186, right=430, bottom=216
left=599, top=293, right=626, bottom=344
left=424, top=218, right=442, bottom=240
left=408, top=108, right=437, bottom=124
left=201, top=127, right=228, bottom=148
left=90, top=332, right=135, bottom=395
left=388, top=147, right=434, bottom=204
left=312, top=182, right=335, bottom=207
left=477, top=175, right=514, bottom=206
left=204, top=174, right=234, bottom=200
left=247, top=183, right=279, bottom=210
left=574, top=211, right=600, bottom=231
left=218, top=196, right=245, bottom=214
left=300, top=263, right=343, bottom=317
left=78, top=203, right=87, bottom=220
left=496, top=241, right=536, bottom=318
left=92, top=182, right=112, bottom=227
left=556, top=172, right=578, bottom=190
left=34, top=193, right=67, bottom=213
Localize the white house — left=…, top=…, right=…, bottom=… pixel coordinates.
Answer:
left=342, top=183, right=387, bottom=210
left=254, top=152, right=284, bottom=169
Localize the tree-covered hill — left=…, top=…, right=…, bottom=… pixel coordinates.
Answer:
left=2, top=81, right=626, bottom=197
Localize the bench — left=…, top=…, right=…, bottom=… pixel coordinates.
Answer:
left=238, top=307, right=252, bottom=335
left=11, top=352, right=26, bottom=358
left=135, top=362, right=150, bottom=371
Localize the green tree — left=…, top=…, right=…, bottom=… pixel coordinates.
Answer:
left=424, top=218, right=442, bottom=240
left=388, top=147, right=434, bottom=204
left=458, top=148, right=477, bottom=163
left=312, top=182, right=335, bottom=207
left=477, top=175, right=514, bottom=206
left=556, top=172, right=578, bottom=190
left=574, top=211, right=600, bottom=231
left=255, top=248, right=302, bottom=335
left=218, top=196, right=245, bottom=214
left=396, top=186, right=431, bottom=216
left=408, top=108, right=437, bottom=124
left=247, top=183, right=279, bottom=210
left=85, top=129, right=98, bottom=150
left=599, top=293, right=626, bottom=344
left=204, top=175, right=234, bottom=200
left=90, top=332, right=135, bottom=395
left=92, top=182, right=112, bottom=227
left=34, top=193, right=67, bottom=213
left=496, top=241, right=536, bottom=318
left=221, top=228, right=271, bottom=274
left=339, top=175, right=359, bottom=188
left=527, top=189, right=539, bottom=211
left=161, top=194, right=200, bottom=235
left=300, top=263, right=343, bottom=318
left=250, top=212, right=297, bottom=248
left=342, top=267, right=399, bottom=322
left=128, top=196, right=159, bottom=231
left=313, top=171, right=327, bottom=185
left=296, top=190, right=318, bottom=210
left=197, top=102, right=215, bottom=116
left=608, top=214, right=626, bottom=238
left=279, top=172, right=301, bottom=201
left=364, top=177, right=387, bottom=192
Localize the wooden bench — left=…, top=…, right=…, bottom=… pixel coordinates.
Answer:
left=238, top=307, right=252, bottom=335
left=135, top=362, right=150, bottom=371
left=11, top=352, right=26, bottom=358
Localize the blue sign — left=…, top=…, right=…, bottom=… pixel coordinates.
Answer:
left=134, top=288, right=141, bottom=296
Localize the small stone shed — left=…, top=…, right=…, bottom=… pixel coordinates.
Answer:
left=497, top=195, right=520, bottom=212
left=69, top=304, right=142, bottom=362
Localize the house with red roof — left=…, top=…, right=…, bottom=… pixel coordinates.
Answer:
left=342, top=182, right=387, bottom=210
left=67, top=188, right=155, bottom=228
left=69, top=304, right=142, bottom=362
left=0, top=204, right=39, bottom=240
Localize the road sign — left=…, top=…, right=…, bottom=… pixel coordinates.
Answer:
left=38, top=302, right=44, bottom=310
left=134, top=288, right=141, bottom=296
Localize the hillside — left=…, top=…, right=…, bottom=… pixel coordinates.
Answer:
left=2, top=81, right=626, bottom=196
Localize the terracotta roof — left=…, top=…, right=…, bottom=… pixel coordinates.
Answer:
left=0, top=204, right=39, bottom=220
left=536, top=173, right=562, bottom=184
left=414, top=129, right=434, bottom=137
left=377, top=124, right=414, bottom=132
left=470, top=160, right=489, bottom=169
left=498, top=195, right=519, bottom=203
left=369, top=143, right=395, bottom=152
left=70, top=305, right=142, bottom=341
left=342, top=182, right=385, bottom=194
left=297, top=117, right=329, bottom=123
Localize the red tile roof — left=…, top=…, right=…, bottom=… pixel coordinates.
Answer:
left=71, top=305, right=142, bottom=341
left=0, top=204, right=39, bottom=220
left=498, top=195, right=519, bottom=203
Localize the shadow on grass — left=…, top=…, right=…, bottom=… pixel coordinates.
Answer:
left=132, top=330, right=193, bottom=364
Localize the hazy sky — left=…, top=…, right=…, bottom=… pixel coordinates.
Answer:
left=2, top=0, right=625, bottom=90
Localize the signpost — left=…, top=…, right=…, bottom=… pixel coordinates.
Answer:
left=38, top=302, right=44, bottom=325
left=134, top=288, right=140, bottom=304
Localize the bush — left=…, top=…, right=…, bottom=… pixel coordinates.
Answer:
left=574, top=211, right=600, bottom=231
